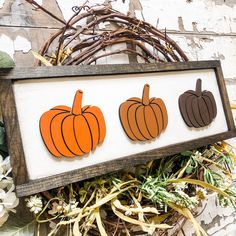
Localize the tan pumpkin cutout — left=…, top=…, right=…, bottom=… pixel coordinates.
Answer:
left=119, top=84, right=168, bottom=141
left=40, top=90, right=106, bottom=158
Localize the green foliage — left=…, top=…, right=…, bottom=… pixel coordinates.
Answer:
left=141, top=144, right=236, bottom=215
left=0, top=214, right=35, bottom=236
left=0, top=122, right=8, bottom=158
left=203, top=168, right=224, bottom=187
left=141, top=176, right=199, bottom=211
left=20, top=142, right=236, bottom=236
left=0, top=120, right=234, bottom=236
left=219, top=185, right=236, bottom=210
left=181, top=150, right=193, bottom=157
left=215, top=150, right=234, bottom=171
left=0, top=51, right=15, bottom=68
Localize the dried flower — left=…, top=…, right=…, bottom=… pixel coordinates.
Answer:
left=192, top=151, right=204, bottom=163
left=0, top=187, right=19, bottom=226
left=0, top=155, right=19, bottom=226
left=196, top=187, right=207, bottom=200
left=173, top=182, right=186, bottom=191
left=24, top=142, right=236, bottom=235
left=0, top=156, right=11, bottom=176
left=48, top=198, right=78, bottom=216
left=26, top=195, right=43, bottom=214
left=174, top=190, right=199, bottom=210
left=125, top=210, right=132, bottom=216
left=48, top=200, right=65, bottom=215
left=0, top=211, right=9, bottom=227
left=66, top=198, right=78, bottom=212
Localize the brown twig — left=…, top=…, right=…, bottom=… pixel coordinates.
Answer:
left=25, top=0, right=67, bottom=26
left=55, top=0, right=89, bottom=64
left=87, top=48, right=152, bottom=64
left=27, top=3, right=188, bottom=66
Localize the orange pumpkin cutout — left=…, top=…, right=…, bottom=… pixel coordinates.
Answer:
left=119, top=84, right=168, bottom=141
left=39, top=90, right=106, bottom=158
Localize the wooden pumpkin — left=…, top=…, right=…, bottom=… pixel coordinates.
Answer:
left=40, top=90, right=106, bottom=158
left=179, top=79, right=217, bottom=128
left=119, top=84, right=168, bottom=141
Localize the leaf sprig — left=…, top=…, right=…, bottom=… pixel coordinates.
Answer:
left=30, top=142, right=236, bottom=236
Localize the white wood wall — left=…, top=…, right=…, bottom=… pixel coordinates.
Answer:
left=0, top=0, right=235, bottom=235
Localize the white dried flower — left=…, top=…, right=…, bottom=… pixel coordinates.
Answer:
left=189, top=197, right=199, bottom=208
left=0, top=187, right=19, bottom=226
left=192, top=151, right=204, bottom=163
left=0, top=156, right=19, bottom=226
left=0, top=211, right=9, bottom=227
left=125, top=210, right=132, bottom=216
left=64, top=198, right=79, bottom=214
left=0, top=156, right=12, bottom=183
left=69, top=198, right=78, bottom=211
left=0, top=177, right=14, bottom=190
left=26, top=195, right=43, bottom=214
left=173, top=182, right=186, bottom=191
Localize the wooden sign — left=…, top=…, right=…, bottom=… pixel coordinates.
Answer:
left=0, top=60, right=235, bottom=197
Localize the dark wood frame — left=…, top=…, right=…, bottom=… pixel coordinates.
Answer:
left=0, top=60, right=235, bottom=197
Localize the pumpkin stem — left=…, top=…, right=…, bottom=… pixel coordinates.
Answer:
left=196, top=79, right=202, bottom=96
left=72, top=90, right=83, bottom=115
left=142, top=84, right=150, bottom=105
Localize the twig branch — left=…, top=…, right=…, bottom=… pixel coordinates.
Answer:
left=27, top=2, right=188, bottom=66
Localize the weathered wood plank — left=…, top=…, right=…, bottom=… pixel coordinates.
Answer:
left=0, top=79, right=28, bottom=185
left=170, top=34, right=236, bottom=80
left=0, top=60, right=221, bottom=80
left=135, top=0, right=236, bottom=34
left=215, top=66, right=235, bottom=131
left=0, top=27, right=61, bottom=67
left=0, top=0, right=64, bottom=28
left=15, top=130, right=236, bottom=197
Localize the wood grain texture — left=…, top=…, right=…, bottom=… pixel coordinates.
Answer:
left=0, top=0, right=64, bottom=28
left=0, top=60, right=221, bottom=80
left=16, top=130, right=236, bottom=197
left=0, top=79, right=28, bottom=185
left=0, top=61, right=235, bottom=197
left=214, top=66, right=235, bottom=131
left=0, top=27, right=63, bottom=67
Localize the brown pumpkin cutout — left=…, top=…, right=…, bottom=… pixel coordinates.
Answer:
left=179, top=79, right=217, bottom=128
left=40, top=90, right=106, bottom=158
left=119, top=84, right=168, bottom=141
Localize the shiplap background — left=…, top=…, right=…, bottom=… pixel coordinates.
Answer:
left=0, top=0, right=236, bottom=235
